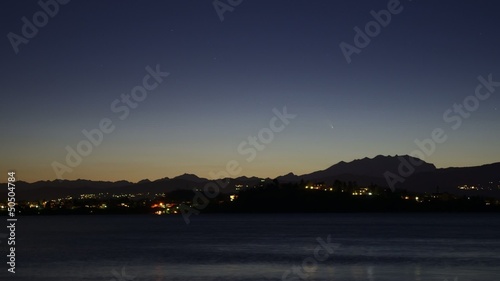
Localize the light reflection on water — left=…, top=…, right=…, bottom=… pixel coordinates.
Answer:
left=5, top=213, right=500, bottom=281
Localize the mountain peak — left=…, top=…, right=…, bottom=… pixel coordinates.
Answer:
left=302, top=155, right=436, bottom=181
left=172, top=173, right=206, bottom=182
left=275, top=172, right=300, bottom=183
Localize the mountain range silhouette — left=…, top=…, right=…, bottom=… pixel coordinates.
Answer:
left=5, top=155, right=499, bottom=200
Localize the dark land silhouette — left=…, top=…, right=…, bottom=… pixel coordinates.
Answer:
left=2, top=155, right=499, bottom=215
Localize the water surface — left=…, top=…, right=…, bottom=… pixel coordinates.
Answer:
left=4, top=213, right=500, bottom=280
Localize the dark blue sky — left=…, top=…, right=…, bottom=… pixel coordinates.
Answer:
left=1, top=0, right=499, bottom=182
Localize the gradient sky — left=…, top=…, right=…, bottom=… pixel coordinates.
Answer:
left=1, top=0, right=499, bottom=182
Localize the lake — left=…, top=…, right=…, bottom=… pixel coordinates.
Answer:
left=4, top=213, right=500, bottom=280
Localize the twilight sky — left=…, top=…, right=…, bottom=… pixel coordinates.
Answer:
left=1, top=0, right=499, bottom=182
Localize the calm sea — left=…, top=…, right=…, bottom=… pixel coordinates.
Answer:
left=3, top=213, right=500, bottom=281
